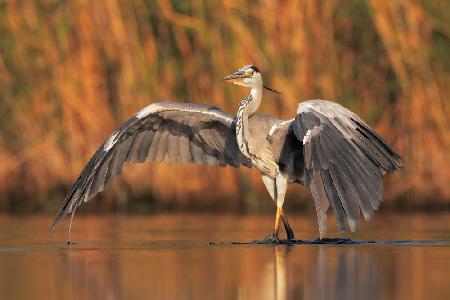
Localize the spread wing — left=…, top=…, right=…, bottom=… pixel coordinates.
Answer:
left=294, top=100, right=403, bottom=237
left=51, top=102, right=250, bottom=233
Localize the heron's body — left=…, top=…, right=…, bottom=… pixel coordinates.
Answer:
left=235, top=107, right=305, bottom=183
left=52, top=65, right=403, bottom=242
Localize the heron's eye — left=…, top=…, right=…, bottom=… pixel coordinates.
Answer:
left=245, top=69, right=254, bottom=77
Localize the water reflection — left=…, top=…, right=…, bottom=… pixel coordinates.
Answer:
left=0, top=214, right=449, bottom=300
left=52, top=241, right=384, bottom=300
left=256, top=246, right=289, bottom=300
left=306, top=247, right=380, bottom=300
left=61, top=250, right=122, bottom=300
left=248, top=245, right=381, bottom=300
left=49, top=240, right=448, bottom=300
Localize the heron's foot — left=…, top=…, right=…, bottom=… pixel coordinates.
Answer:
left=255, top=233, right=281, bottom=244
left=286, top=234, right=296, bottom=242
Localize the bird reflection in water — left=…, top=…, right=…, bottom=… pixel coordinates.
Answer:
left=255, top=246, right=381, bottom=300
left=51, top=239, right=403, bottom=300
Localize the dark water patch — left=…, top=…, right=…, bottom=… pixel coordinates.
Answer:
left=66, top=241, right=97, bottom=245
left=0, top=246, right=50, bottom=253
left=0, top=247, right=33, bottom=253
left=210, top=237, right=450, bottom=246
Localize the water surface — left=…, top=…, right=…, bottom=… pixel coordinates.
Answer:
left=0, top=213, right=449, bottom=300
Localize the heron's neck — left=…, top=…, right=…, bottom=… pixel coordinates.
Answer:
left=249, top=86, right=262, bottom=114
left=235, top=86, right=262, bottom=158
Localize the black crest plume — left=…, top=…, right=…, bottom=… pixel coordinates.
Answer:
left=263, top=84, right=281, bottom=94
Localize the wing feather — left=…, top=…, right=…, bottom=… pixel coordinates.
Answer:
left=147, top=129, right=161, bottom=161
left=167, top=133, right=179, bottom=162
left=155, top=129, right=169, bottom=161
left=294, top=100, right=403, bottom=237
left=51, top=102, right=250, bottom=234
left=178, top=134, right=191, bottom=164
left=139, top=130, right=155, bottom=162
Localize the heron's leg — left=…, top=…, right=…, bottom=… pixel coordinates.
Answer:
left=261, top=175, right=295, bottom=240
left=274, top=207, right=282, bottom=237
left=273, top=174, right=288, bottom=239
left=281, top=210, right=295, bottom=240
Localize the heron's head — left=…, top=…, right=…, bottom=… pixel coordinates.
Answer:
left=224, top=65, right=280, bottom=94
left=224, top=65, right=261, bottom=88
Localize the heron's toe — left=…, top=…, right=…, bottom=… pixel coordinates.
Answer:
left=256, top=234, right=281, bottom=244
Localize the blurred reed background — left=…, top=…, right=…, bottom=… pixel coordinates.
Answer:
left=0, top=0, right=448, bottom=213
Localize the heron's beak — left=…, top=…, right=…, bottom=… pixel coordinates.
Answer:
left=223, top=71, right=246, bottom=84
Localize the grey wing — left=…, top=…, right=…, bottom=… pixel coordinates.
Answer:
left=294, top=100, right=403, bottom=237
left=51, top=102, right=250, bottom=233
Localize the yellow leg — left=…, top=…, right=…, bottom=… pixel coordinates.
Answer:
left=274, top=207, right=282, bottom=237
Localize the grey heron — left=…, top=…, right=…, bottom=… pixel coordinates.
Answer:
left=51, top=65, right=403, bottom=243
